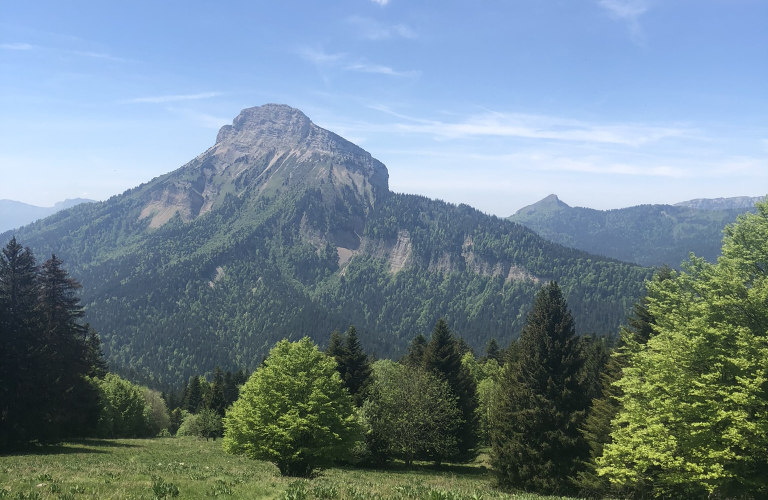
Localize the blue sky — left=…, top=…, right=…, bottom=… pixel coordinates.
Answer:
left=1, top=0, right=766, bottom=215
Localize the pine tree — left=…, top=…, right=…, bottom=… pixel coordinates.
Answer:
left=402, top=333, right=427, bottom=367
left=339, top=325, right=372, bottom=407
left=491, top=282, right=590, bottom=494
left=185, top=376, right=203, bottom=413
left=204, top=367, right=227, bottom=416
left=422, top=318, right=479, bottom=463
left=0, top=238, right=43, bottom=447
left=325, top=329, right=344, bottom=359
left=37, top=254, right=95, bottom=439
left=484, top=338, right=501, bottom=362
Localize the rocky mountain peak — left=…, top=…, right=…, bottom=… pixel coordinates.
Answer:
left=139, top=104, right=389, bottom=228
left=216, top=104, right=311, bottom=146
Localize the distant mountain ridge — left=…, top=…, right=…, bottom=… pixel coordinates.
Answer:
left=0, top=198, right=95, bottom=232
left=673, top=196, right=765, bottom=211
left=2, top=105, right=651, bottom=387
left=509, top=194, right=762, bottom=268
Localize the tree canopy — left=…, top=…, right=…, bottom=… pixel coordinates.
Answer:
left=222, top=338, right=359, bottom=477
left=598, top=201, right=768, bottom=498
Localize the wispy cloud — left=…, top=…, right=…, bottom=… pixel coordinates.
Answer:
left=1, top=42, right=133, bottom=61
left=345, top=63, right=419, bottom=77
left=372, top=107, right=689, bottom=146
left=1, top=42, right=33, bottom=50
left=599, top=0, right=649, bottom=18
left=598, top=0, right=650, bottom=45
left=296, top=46, right=417, bottom=78
left=370, top=0, right=390, bottom=5
left=296, top=46, right=346, bottom=66
left=346, top=16, right=417, bottom=40
left=67, top=50, right=132, bottom=62
left=124, top=92, right=223, bottom=104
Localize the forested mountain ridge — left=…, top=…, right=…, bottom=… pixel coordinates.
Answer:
left=508, top=194, right=756, bottom=268
left=2, top=104, right=653, bottom=387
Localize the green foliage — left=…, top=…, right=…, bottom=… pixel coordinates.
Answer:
left=175, top=410, right=198, bottom=437
left=197, top=408, right=224, bottom=441
left=575, top=268, right=671, bottom=496
left=361, top=360, right=462, bottom=466
left=93, top=373, right=152, bottom=438
left=491, top=282, right=591, bottom=495
left=598, top=200, right=768, bottom=498
left=223, top=338, right=359, bottom=477
left=144, top=388, right=171, bottom=436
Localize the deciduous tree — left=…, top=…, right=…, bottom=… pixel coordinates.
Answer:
left=223, top=338, right=359, bottom=477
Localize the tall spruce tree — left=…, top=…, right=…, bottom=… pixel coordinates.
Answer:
left=204, top=367, right=228, bottom=416
left=422, top=318, right=479, bottom=463
left=340, top=326, right=372, bottom=407
left=0, top=238, right=43, bottom=447
left=402, top=333, right=427, bottom=367
left=491, top=282, right=590, bottom=494
left=185, top=376, right=203, bottom=413
left=1, top=241, right=105, bottom=447
left=326, top=326, right=372, bottom=407
left=38, top=254, right=96, bottom=438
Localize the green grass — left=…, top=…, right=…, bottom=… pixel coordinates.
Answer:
left=0, top=438, right=580, bottom=500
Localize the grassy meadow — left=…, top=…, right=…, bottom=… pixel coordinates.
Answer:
left=0, top=437, right=580, bottom=500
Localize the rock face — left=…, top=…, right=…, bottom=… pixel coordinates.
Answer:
left=139, top=104, right=389, bottom=228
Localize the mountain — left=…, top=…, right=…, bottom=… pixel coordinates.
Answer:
left=2, top=104, right=652, bottom=387
left=508, top=195, right=758, bottom=268
left=674, top=195, right=765, bottom=211
left=0, top=198, right=95, bottom=232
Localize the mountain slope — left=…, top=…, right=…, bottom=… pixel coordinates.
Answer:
left=2, top=105, right=652, bottom=387
left=0, top=198, right=94, bottom=232
left=509, top=195, right=754, bottom=268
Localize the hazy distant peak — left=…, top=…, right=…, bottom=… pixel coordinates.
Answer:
left=674, top=195, right=765, bottom=211
left=514, top=194, right=570, bottom=216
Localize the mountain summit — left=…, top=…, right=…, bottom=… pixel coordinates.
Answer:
left=3, top=105, right=650, bottom=385
left=140, top=104, right=388, bottom=228
left=513, top=194, right=570, bottom=217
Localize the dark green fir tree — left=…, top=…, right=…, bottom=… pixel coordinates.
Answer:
left=491, top=282, right=590, bottom=495
left=339, top=325, right=372, bottom=407
left=422, top=318, right=479, bottom=463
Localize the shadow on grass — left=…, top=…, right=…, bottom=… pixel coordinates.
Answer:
left=1, top=438, right=141, bottom=457
left=341, top=461, right=489, bottom=477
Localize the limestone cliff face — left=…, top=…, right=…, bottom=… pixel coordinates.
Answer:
left=139, top=104, right=389, bottom=228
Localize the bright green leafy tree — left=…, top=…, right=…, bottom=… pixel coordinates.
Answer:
left=598, top=200, right=768, bottom=498
left=223, top=337, right=359, bottom=477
